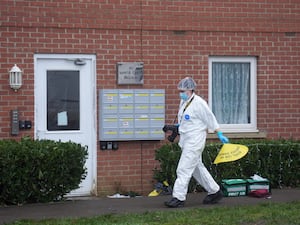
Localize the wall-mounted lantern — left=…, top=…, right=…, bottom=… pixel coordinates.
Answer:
left=9, top=64, right=22, bottom=91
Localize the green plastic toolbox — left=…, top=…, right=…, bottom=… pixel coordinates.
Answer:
left=246, top=178, right=270, bottom=194
left=221, top=179, right=247, bottom=197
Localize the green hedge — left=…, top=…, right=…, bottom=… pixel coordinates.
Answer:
left=153, top=139, right=300, bottom=192
left=0, top=137, right=88, bottom=205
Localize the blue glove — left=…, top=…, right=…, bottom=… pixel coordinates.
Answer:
left=217, top=131, right=229, bottom=144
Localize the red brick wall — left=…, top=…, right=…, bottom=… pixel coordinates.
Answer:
left=0, top=0, right=299, bottom=195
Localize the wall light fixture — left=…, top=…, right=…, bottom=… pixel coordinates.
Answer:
left=9, top=64, right=22, bottom=91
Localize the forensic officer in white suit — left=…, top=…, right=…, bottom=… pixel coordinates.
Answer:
left=165, top=77, right=229, bottom=208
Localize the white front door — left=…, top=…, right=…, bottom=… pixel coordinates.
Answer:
left=34, top=54, right=96, bottom=196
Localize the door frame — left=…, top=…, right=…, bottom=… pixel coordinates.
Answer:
left=33, top=53, right=97, bottom=196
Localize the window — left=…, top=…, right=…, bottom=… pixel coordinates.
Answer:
left=209, top=56, right=257, bottom=132
left=47, top=70, right=80, bottom=131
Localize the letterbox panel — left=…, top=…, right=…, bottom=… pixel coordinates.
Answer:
left=150, top=90, right=165, bottom=103
left=135, top=114, right=149, bottom=128
left=119, top=103, right=134, bottom=114
left=119, top=90, right=134, bottom=103
left=150, top=128, right=165, bottom=139
left=99, top=89, right=165, bottom=141
left=102, top=104, right=118, bottom=114
left=135, top=128, right=149, bottom=139
left=134, top=89, right=149, bottom=103
left=135, top=104, right=149, bottom=113
left=150, top=115, right=165, bottom=127
left=119, top=115, right=134, bottom=128
left=102, top=115, right=118, bottom=128
left=101, top=90, right=118, bottom=104
left=101, top=128, right=118, bottom=140
left=150, top=103, right=164, bottom=114
left=119, top=128, right=134, bottom=139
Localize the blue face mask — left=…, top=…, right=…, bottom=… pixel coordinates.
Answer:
left=179, top=92, right=189, bottom=101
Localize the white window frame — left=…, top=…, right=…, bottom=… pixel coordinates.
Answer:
left=208, top=56, right=258, bottom=132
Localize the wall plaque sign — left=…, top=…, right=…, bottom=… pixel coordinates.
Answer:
left=117, top=62, right=144, bottom=85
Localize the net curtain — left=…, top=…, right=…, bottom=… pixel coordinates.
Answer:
left=212, top=62, right=250, bottom=124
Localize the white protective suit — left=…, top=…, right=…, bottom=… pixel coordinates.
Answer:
left=173, top=92, right=220, bottom=201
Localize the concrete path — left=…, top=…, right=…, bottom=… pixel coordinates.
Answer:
left=1, top=189, right=299, bottom=224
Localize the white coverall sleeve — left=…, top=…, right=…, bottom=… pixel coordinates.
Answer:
left=199, top=98, right=220, bottom=132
